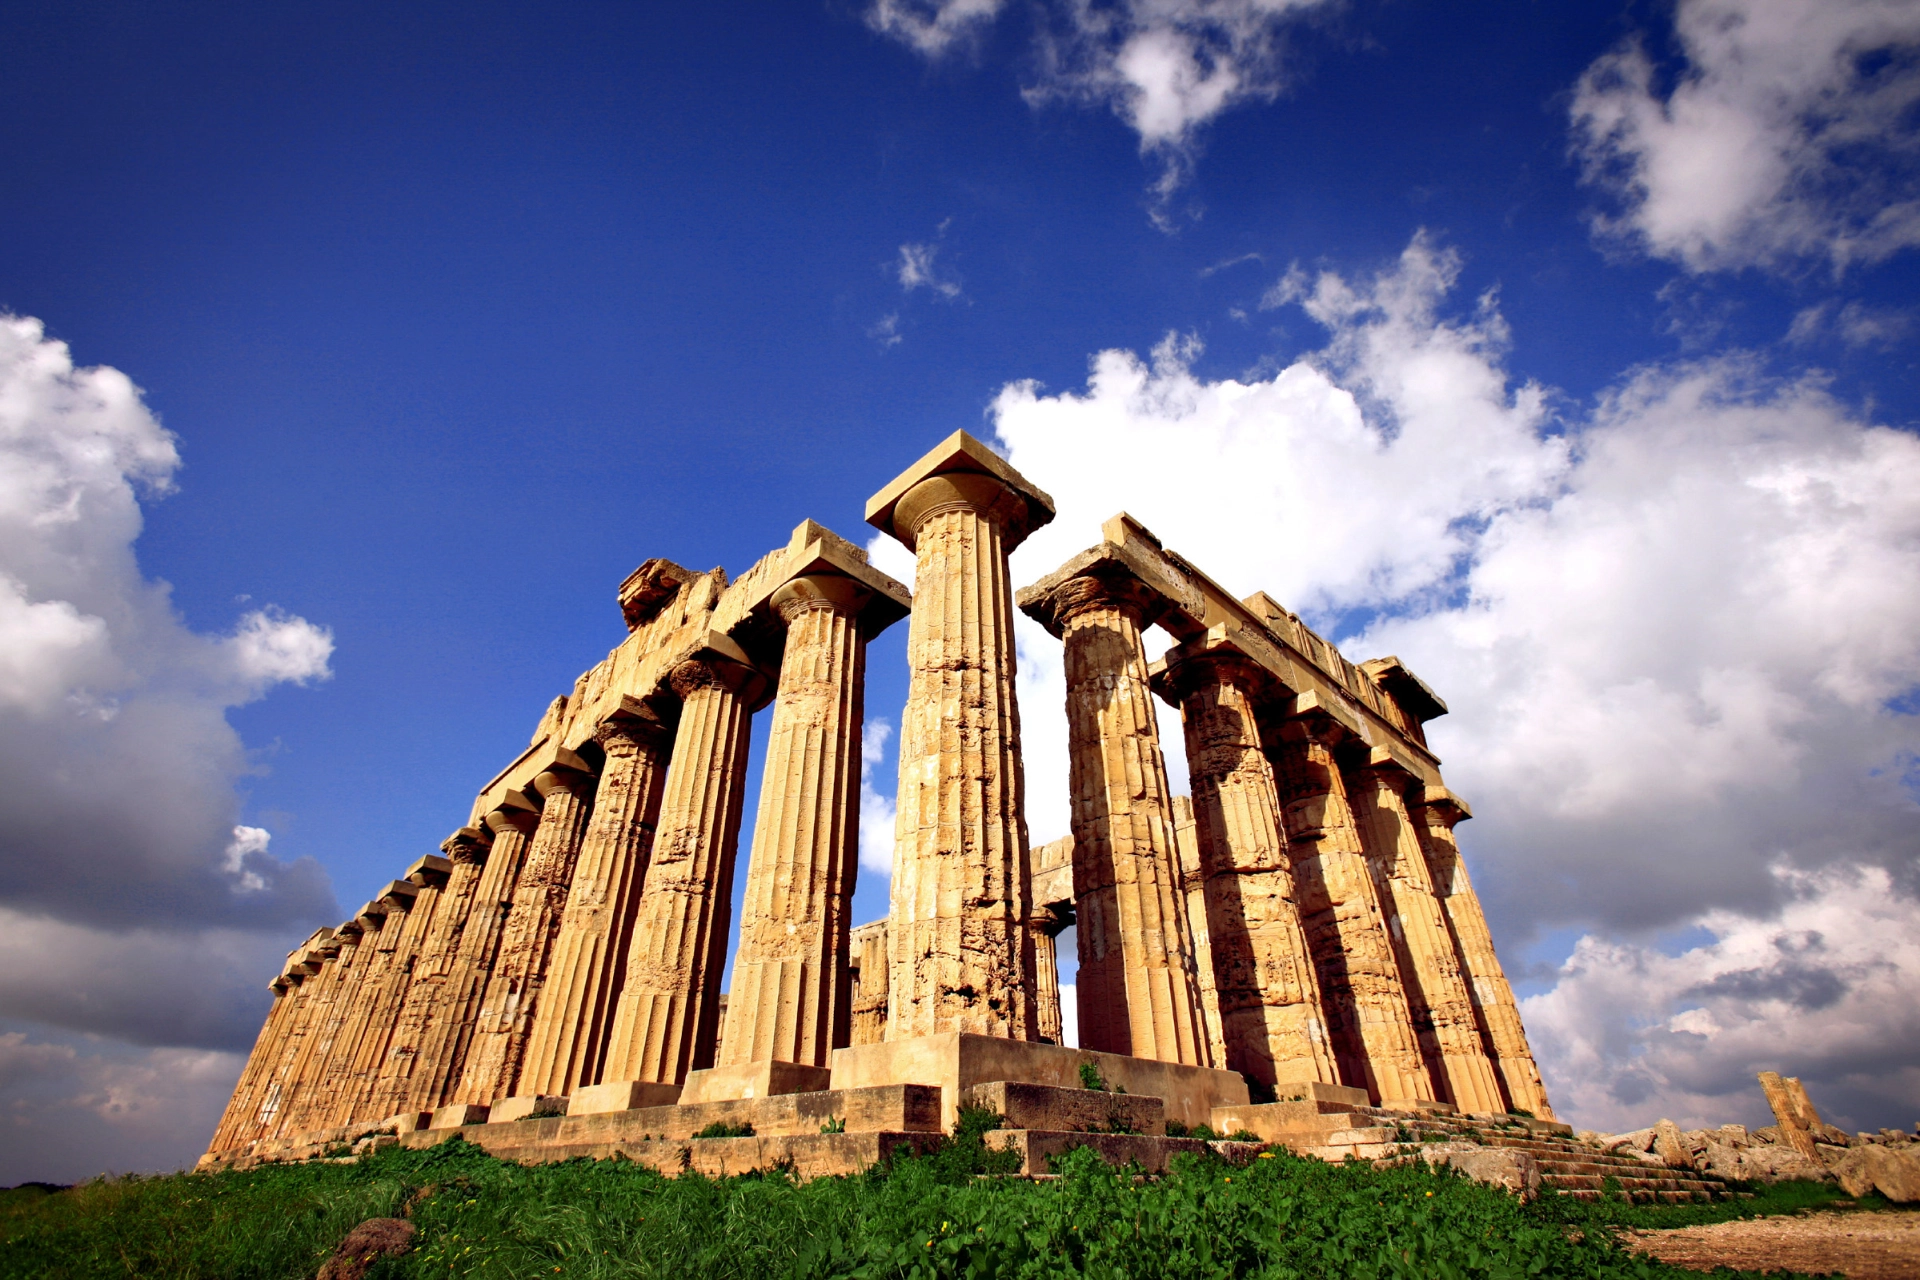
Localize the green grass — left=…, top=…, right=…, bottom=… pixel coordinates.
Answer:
left=0, top=1127, right=1861, bottom=1279
left=1528, top=1174, right=1896, bottom=1231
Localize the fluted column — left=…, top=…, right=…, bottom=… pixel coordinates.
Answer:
left=1348, top=760, right=1506, bottom=1114
left=206, top=978, right=298, bottom=1157
left=1172, top=796, right=1228, bottom=1069
left=716, top=576, right=868, bottom=1072
left=518, top=719, right=670, bottom=1097
left=849, top=922, right=890, bottom=1046
left=334, top=875, right=442, bottom=1126
left=1413, top=789, right=1555, bottom=1119
left=1272, top=717, right=1434, bottom=1105
left=263, top=934, right=354, bottom=1140
left=602, top=658, right=755, bottom=1086
left=372, top=813, right=534, bottom=1116
left=1040, top=572, right=1209, bottom=1064
left=457, top=763, right=598, bottom=1104
left=246, top=964, right=326, bottom=1144
left=1032, top=924, right=1064, bottom=1044
left=875, top=465, right=1050, bottom=1040
left=293, top=910, right=400, bottom=1135
left=1164, top=652, right=1339, bottom=1092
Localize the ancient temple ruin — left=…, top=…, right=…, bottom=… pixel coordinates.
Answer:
left=201, top=431, right=1559, bottom=1177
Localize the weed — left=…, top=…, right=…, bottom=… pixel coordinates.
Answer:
left=1164, top=1119, right=1189, bottom=1138
left=1077, top=1061, right=1108, bottom=1092
left=691, top=1121, right=754, bottom=1139
left=818, top=1116, right=846, bottom=1135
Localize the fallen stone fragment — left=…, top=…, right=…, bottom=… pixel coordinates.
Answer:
left=1833, top=1145, right=1920, bottom=1204
left=1653, top=1118, right=1690, bottom=1168
left=316, top=1217, right=416, bottom=1280
left=1415, top=1142, right=1541, bottom=1202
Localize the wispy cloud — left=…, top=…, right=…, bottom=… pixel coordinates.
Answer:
left=897, top=241, right=962, bottom=299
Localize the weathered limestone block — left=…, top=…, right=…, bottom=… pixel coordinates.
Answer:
left=266, top=931, right=359, bottom=1140
left=457, top=759, right=598, bottom=1105
left=1172, top=796, right=1228, bottom=1069
left=1415, top=1143, right=1542, bottom=1201
left=1347, top=755, right=1505, bottom=1114
left=1834, top=1145, right=1920, bottom=1203
left=516, top=719, right=670, bottom=1099
left=296, top=906, right=400, bottom=1133
left=602, top=656, right=757, bottom=1086
left=715, top=570, right=892, bottom=1080
left=865, top=431, right=1054, bottom=1040
left=1414, top=789, right=1555, bottom=1119
left=1156, top=647, right=1338, bottom=1094
left=848, top=919, right=889, bottom=1046
left=206, top=973, right=300, bottom=1156
left=1271, top=715, right=1434, bottom=1107
left=371, top=809, right=535, bottom=1117
left=1759, top=1070, right=1824, bottom=1159
left=1019, top=566, right=1209, bottom=1066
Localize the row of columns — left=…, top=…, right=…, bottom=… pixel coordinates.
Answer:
left=207, top=547, right=905, bottom=1158
left=1023, top=561, right=1552, bottom=1119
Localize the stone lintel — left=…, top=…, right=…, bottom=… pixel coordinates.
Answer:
left=618, top=557, right=696, bottom=632
left=1418, top=785, right=1473, bottom=822
left=864, top=429, right=1055, bottom=550
left=404, top=854, right=453, bottom=887
left=1283, top=688, right=1368, bottom=742
left=679, top=1060, right=835, bottom=1104
left=828, top=1032, right=1248, bottom=1132
left=1359, top=656, right=1449, bottom=723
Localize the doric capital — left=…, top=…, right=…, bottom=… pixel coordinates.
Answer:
left=533, top=764, right=596, bottom=800
left=865, top=430, right=1055, bottom=553
left=770, top=573, right=869, bottom=623
left=1414, top=785, right=1473, bottom=827
left=1033, top=570, right=1164, bottom=634
left=594, top=713, right=671, bottom=756
left=1151, top=641, right=1275, bottom=706
left=441, top=826, right=493, bottom=865
left=405, top=853, right=453, bottom=887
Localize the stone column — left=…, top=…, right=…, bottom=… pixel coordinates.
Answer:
left=1272, top=716, right=1434, bottom=1106
left=331, top=878, right=439, bottom=1128
left=517, top=718, right=671, bottom=1098
left=601, top=657, right=756, bottom=1088
left=866, top=439, right=1054, bottom=1040
left=1413, top=789, right=1555, bottom=1119
left=206, top=978, right=299, bottom=1157
left=709, top=576, right=870, bottom=1082
left=1032, top=924, right=1064, bottom=1045
left=1161, top=650, right=1339, bottom=1093
left=302, top=905, right=404, bottom=1133
left=1347, top=758, right=1506, bottom=1114
left=1172, top=796, right=1228, bottom=1069
left=849, top=921, right=890, bottom=1046
left=1028, top=571, right=1209, bottom=1065
left=372, top=811, right=535, bottom=1117
left=457, top=761, right=598, bottom=1106
left=263, top=932, right=354, bottom=1140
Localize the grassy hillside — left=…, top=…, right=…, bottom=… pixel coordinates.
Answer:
left=0, top=1118, right=1857, bottom=1279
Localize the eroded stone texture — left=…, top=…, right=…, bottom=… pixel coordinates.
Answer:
left=330, top=877, right=441, bottom=1127
left=207, top=976, right=300, bottom=1156
left=457, top=764, right=598, bottom=1104
left=371, top=814, right=534, bottom=1117
left=1759, top=1071, right=1823, bottom=1159
left=1413, top=790, right=1554, bottom=1119
left=1347, top=757, right=1506, bottom=1114
left=719, top=579, right=868, bottom=1071
left=516, top=719, right=670, bottom=1098
left=292, top=913, right=393, bottom=1133
left=1171, top=796, right=1228, bottom=1069
left=257, top=934, right=352, bottom=1140
left=602, top=657, right=755, bottom=1085
left=1162, top=650, right=1338, bottom=1093
left=1032, top=927, right=1064, bottom=1044
left=849, top=920, right=890, bottom=1046
left=1025, top=571, right=1210, bottom=1066
left=867, top=437, right=1053, bottom=1041
left=1272, top=715, right=1434, bottom=1106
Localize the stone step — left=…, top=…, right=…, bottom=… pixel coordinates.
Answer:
left=961, top=1081, right=1163, bottom=1136
left=985, top=1128, right=1254, bottom=1176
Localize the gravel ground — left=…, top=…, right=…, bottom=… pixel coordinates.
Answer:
left=1625, top=1209, right=1920, bottom=1278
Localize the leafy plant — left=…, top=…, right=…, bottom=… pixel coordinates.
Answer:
left=818, top=1115, right=846, bottom=1134
left=1077, top=1060, right=1108, bottom=1092
left=690, top=1121, right=754, bottom=1139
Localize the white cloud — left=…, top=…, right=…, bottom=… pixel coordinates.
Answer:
left=898, top=242, right=962, bottom=299
left=866, top=0, right=1337, bottom=219
left=859, top=718, right=899, bottom=875
left=869, top=312, right=905, bottom=349
left=937, top=234, right=1920, bottom=1130
left=1787, top=299, right=1913, bottom=349
left=1524, top=865, right=1920, bottom=1134
left=1570, top=0, right=1920, bottom=273
left=866, top=0, right=1006, bottom=58
left=0, top=314, right=339, bottom=1177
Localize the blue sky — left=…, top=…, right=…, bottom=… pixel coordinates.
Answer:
left=1, top=0, right=1917, bottom=1183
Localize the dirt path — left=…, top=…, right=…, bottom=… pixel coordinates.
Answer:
left=1625, top=1209, right=1920, bottom=1278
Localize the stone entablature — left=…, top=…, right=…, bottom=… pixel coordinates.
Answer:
left=203, top=431, right=1553, bottom=1178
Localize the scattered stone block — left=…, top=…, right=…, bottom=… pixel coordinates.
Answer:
left=316, top=1218, right=414, bottom=1280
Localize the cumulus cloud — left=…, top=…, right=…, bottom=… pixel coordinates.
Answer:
left=0, top=314, right=339, bottom=1176
left=866, top=0, right=1337, bottom=220
left=1570, top=0, right=1920, bottom=274
left=918, top=234, right=1920, bottom=1130
left=859, top=718, right=898, bottom=875
left=1524, top=865, right=1920, bottom=1134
